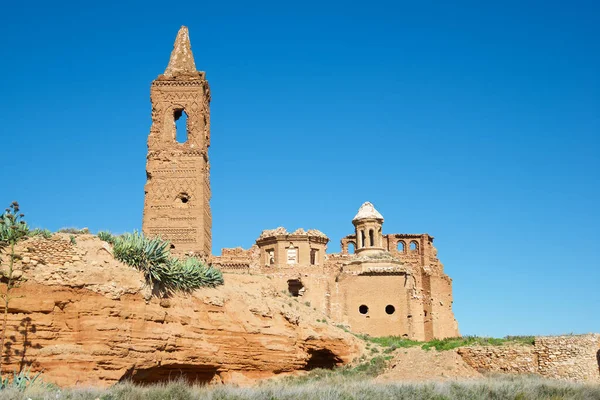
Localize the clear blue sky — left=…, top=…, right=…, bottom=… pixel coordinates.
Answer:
left=1, top=1, right=598, bottom=337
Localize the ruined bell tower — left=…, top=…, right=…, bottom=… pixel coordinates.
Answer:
left=142, top=26, right=212, bottom=257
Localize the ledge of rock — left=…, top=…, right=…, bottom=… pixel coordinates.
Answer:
left=0, top=235, right=363, bottom=387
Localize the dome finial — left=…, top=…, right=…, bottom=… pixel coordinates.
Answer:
left=352, top=201, right=384, bottom=222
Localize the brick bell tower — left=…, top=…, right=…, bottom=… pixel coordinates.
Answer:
left=142, top=26, right=212, bottom=258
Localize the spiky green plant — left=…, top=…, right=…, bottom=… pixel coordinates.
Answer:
left=110, top=232, right=223, bottom=294
left=97, top=230, right=115, bottom=244
left=0, top=367, right=42, bottom=391
left=111, top=231, right=171, bottom=284
left=170, top=257, right=224, bottom=290
left=28, top=228, right=52, bottom=239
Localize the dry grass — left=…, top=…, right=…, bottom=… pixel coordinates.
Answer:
left=1, top=374, right=599, bottom=400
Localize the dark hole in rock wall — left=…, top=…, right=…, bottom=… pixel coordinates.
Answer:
left=288, top=279, right=304, bottom=297
left=596, top=350, right=600, bottom=375
left=304, top=349, right=342, bottom=370
left=119, top=364, right=219, bottom=385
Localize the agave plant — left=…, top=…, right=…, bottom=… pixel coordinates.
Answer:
left=161, top=257, right=224, bottom=292
left=97, top=230, right=115, bottom=244
left=0, top=367, right=42, bottom=391
left=109, top=231, right=223, bottom=294
left=111, top=231, right=171, bottom=285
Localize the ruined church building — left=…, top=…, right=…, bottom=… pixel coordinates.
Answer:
left=143, top=27, right=459, bottom=340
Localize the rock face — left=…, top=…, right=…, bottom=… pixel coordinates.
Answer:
left=0, top=235, right=362, bottom=387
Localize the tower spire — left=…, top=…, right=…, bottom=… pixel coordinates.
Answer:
left=164, top=26, right=197, bottom=77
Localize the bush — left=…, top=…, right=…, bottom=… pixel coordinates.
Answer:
left=97, top=230, right=116, bottom=244
left=0, top=368, right=42, bottom=391
left=111, top=231, right=223, bottom=293
left=28, top=228, right=52, bottom=239
left=57, top=227, right=89, bottom=234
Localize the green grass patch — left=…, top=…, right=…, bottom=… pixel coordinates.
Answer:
left=280, top=356, right=389, bottom=385
left=421, top=336, right=534, bottom=351
left=358, top=335, right=535, bottom=353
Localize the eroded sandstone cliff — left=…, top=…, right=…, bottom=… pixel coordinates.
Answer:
left=0, top=234, right=362, bottom=387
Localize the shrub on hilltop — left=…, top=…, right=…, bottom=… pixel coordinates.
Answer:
left=103, top=231, right=223, bottom=293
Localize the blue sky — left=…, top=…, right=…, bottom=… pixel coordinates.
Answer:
left=0, top=1, right=598, bottom=337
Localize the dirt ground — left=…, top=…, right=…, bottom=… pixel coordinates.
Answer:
left=376, top=347, right=482, bottom=382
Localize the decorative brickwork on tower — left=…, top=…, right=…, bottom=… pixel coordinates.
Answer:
left=142, top=26, right=212, bottom=257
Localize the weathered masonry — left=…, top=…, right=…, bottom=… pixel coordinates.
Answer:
left=143, top=27, right=460, bottom=339
left=142, top=27, right=212, bottom=257
left=212, top=202, right=459, bottom=340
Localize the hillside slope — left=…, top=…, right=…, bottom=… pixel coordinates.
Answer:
left=0, top=234, right=362, bottom=387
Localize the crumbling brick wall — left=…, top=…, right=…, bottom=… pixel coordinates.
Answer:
left=457, top=345, right=537, bottom=374
left=18, top=236, right=80, bottom=267
left=458, top=334, right=600, bottom=382
left=209, top=246, right=259, bottom=272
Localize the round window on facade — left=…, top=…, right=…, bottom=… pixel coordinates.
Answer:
left=385, top=305, right=395, bottom=315
left=359, top=305, right=369, bottom=315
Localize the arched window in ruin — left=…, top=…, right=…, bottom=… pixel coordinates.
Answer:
left=288, top=279, right=304, bottom=297
left=397, top=241, right=405, bottom=252
left=369, top=229, right=374, bottom=247
left=347, top=242, right=355, bottom=254
left=360, top=230, right=366, bottom=248
left=266, top=249, right=275, bottom=265
left=410, top=241, right=419, bottom=253
left=359, top=305, right=369, bottom=315
left=174, top=108, right=188, bottom=143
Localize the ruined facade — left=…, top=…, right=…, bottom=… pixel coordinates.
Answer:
left=144, top=27, right=459, bottom=339
left=142, top=27, right=212, bottom=257
left=211, top=202, right=459, bottom=340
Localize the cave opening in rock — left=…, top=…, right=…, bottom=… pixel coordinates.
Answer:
left=303, top=348, right=342, bottom=370
left=287, top=279, right=304, bottom=297
left=119, top=364, right=219, bottom=385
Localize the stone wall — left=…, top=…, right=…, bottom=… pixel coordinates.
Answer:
left=535, top=334, right=600, bottom=382
left=457, top=345, right=537, bottom=374
left=458, top=334, right=600, bottom=382
left=21, top=236, right=81, bottom=268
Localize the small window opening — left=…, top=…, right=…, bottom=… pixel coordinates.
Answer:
left=424, top=310, right=428, bottom=317
left=266, top=249, right=275, bottom=265
left=369, top=229, right=374, bottom=247
left=170, top=244, right=175, bottom=249
left=359, top=305, right=369, bottom=315
left=174, top=109, right=188, bottom=143
left=385, top=305, right=396, bottom=315
left=397, top=241, right=405, bottom=252
left=288, top=279, right=304, bottom=297
left=347, top=242, right=355, bottom=254
left=286, top=245, right=298, bottom=265
left=360, top=230, right=366, bottom=248
left=310, top=249, right=318, bottom=265
left=410, top=241, right=418, bottom=252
